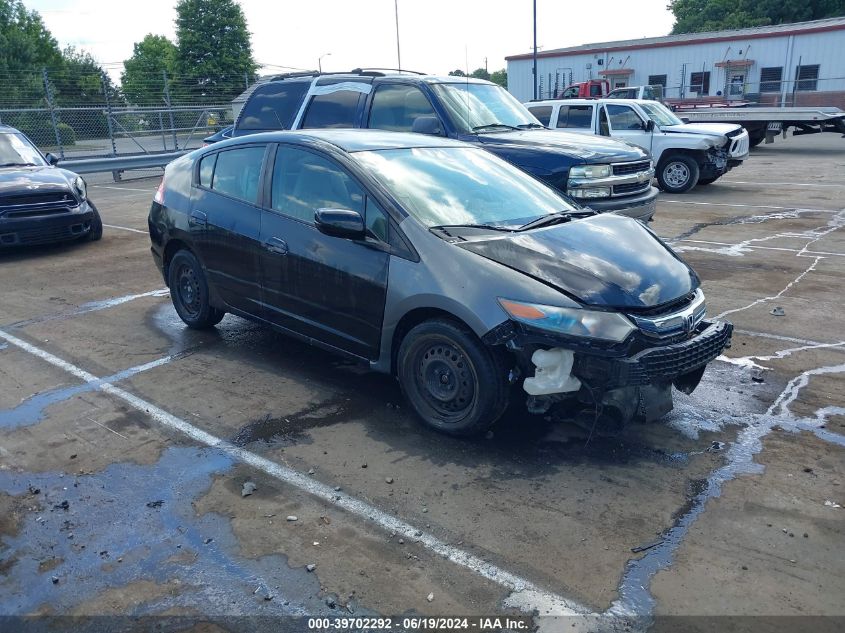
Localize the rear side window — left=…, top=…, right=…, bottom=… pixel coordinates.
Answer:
left=302, top=90, right=362, bottom=129
left=527, top=106, right=552, bottom=126
left=210, top=146, right=266, bottom=204
left=198, top=153, right=216, bottom=187
left=589, top=84, right=603, bottom=97
left=557, top=105, right=592, bottom=128
left=271, top=145, right=364, bottom=222
left=368, top=84, right=438, bottom=132
left=238, top=82, right=309, bottom=130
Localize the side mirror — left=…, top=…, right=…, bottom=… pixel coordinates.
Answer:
left=411, top=116, right=443, bottom=136
left=644, top=119, right=655, bottom=132
left=45, top=152, right=59, bottom=166
left=315, top=208, right=365, bottom=240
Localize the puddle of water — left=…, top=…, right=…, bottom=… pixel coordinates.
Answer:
left=0, top=446, right=352, bottom=617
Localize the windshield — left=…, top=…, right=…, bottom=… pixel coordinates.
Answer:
left=639, top=102, right=683, bottom=127
left=354, top=146, right=576, bottom=228
left=430, top=82, right=540, bottom=133
left=0, top=132, right=46, bottom=167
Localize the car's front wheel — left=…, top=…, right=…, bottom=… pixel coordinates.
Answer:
left=397, top=319, right=509, bottom=436
left=657, top=154, right=700, bottom=193
left=167, top=249, right=225, bottom=329
left=87, top=203, right=103, bottom=241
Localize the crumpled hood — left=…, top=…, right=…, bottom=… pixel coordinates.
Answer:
left=661, top=122, right=743, bottom=137
left=457, top=213, right=698, bottom=309
left=0, top=166, right=75, bottom=197
left=473, top=129, right=648, bottom=163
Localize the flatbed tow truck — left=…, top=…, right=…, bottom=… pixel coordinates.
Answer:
left=670, top=104, right=845, bottom=147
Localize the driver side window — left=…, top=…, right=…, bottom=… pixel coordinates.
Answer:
left=607, top=104, right=643, bottom=131
left=368, top=84, right=439, bottom=133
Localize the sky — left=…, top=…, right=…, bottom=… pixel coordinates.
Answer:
left=26, top=0, right=676, bottom=81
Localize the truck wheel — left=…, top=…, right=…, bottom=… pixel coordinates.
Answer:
left=167, top=250, right=225, bottom=329
left=657, top=154, right=699, bottom=193
left=397, top=319, right=509, bottom=436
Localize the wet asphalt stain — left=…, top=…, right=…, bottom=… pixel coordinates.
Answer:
left=0, top=447, right=355, bottom=618
left=667, top=214, right=760, bottom=244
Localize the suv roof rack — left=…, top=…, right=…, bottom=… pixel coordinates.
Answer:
left=349, top=67, right=426, bottom=76
left=264, top=68, right=428, bottom=83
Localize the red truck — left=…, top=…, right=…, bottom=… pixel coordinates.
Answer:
left=557, top=79, right=610, bottom=99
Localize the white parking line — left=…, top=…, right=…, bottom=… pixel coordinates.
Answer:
left=92, top=185, right=156, bottom=193
left=720, top=180, right=845, bottom=188
left=103, top=224, right=147, bottom=234
left=679, top=239, right=845, bottom=258
left=661, top=200, right=838, bottom=212
left=0, top=327, right=589, bottom=616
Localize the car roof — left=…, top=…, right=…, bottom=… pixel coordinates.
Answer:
left=263, top=72, right=493, bottom=86
left=0, top=124, right=19, bottom=133
left=213, top=129, right=471, bottom=153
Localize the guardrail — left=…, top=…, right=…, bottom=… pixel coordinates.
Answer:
left=56, top=151, right=188, bottom=176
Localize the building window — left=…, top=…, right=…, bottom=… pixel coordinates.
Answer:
left=648, top=74, right=667, bottom=88
left=759, top=67, right=783, bottom=93
left=690, top=71, right=710, bottom=95
left=795, top=64, right=819, bottom=91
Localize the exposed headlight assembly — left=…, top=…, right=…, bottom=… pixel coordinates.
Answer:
left=498, top=298, right=636, bottom=342
left=72, top=176, right=87, bottom=200
left=569, top=164, right=612, bottom=179
left=567, top=187, right=611, bottom=199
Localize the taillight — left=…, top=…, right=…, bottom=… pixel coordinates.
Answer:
left=153, top=178, right=165, bottom=204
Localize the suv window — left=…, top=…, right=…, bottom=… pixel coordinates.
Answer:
left=561, top=86, right=578, bottom=98
left=238, top=82, right=309, bottom=130
left=198, top=153, right=216, bottom=187
left=271, top=145, right=364, bottom=223
left=209, top=146, right=266, bottom=203
left=557, top=105, right=592, bottom=128
left=607, top=104, right=643, bottom=130
left=526, top=106, right=552, bottom=126
left=368, top=84, right=438, bottom=132
left=302, top=90, right=362, bottom=128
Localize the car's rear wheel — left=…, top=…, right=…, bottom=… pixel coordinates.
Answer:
left=397, top=319, right=509, bottom=436
left=657, top=154, right=699, bottom=193
left=167, top=249, right=225, bottom=329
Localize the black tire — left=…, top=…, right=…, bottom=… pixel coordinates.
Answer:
left=749, top=130, right=766, bottom=148
left=397, top=319, right=510, bottom=436
left=167, top=249, right=225, bottom=329
left=88, top=203, right=103, bottom=241
left=656, top=154, right=700, bottom=193
left=697, top=177, right=718, bottom=185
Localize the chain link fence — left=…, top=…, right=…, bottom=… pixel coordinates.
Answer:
left=0, top=69, right=252, bottom=164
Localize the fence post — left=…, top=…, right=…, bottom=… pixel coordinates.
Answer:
left=42, top=68, right=64, bottom=159
left=163, top=71, right=178, bottom=150
left=101, top=72, right=121, bottom=182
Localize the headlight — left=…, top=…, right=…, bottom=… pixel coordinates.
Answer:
left=567, top=187, right=611, bottom=199
left=498, top=298, right=636, bottom=342
left=569, top=164, right=611, bottom=179
left=72, top=176, right=87, bottom=200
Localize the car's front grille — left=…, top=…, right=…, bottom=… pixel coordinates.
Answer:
left=631, top=321, right=732, bottom=383
left=612, top=161, right=651, bottom=176
left=626, top=291, right=697, bottom=317
left=0, top=222, right=88, bottom=246
left=1, top=192, right=76, bottom=218
left=613, top=181, right=651, bottom=195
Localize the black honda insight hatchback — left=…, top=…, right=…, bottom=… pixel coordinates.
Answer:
left=148, top=129, right=731, bottom=436
left=0, top=125, right=102, bottom=248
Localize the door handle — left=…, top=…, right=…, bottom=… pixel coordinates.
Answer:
left=188, top=210, right=207, bottom=228
left=263, top=236, right=288, bottom=255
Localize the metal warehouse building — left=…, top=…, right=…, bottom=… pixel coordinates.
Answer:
left=506, top=17, right=845, bottom=108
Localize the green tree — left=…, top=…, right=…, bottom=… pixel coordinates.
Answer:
left=470, top=67, right=490, bottom=81
left=121, top=34, right=177, bottom=105
left=447, top=69, right=466, bottom=77
left=0, top=0, right=62, bottom=104
left=173, top=0, right=258, bottom=102
left=669, top=0, right=845, bottom=34
left=489, top=69, right=508, bottom=89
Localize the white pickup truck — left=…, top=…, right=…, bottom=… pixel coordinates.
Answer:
left=525, top=98, right=750, bottom=193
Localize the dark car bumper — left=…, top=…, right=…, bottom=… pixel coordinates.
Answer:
left=0, top=202, right=94, bottom=247
left=573, top=320, right=733, bottom=389
left=582, top=186, right=659, bottom=222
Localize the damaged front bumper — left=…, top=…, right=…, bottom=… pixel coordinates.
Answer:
left=486, top=318, right=733, bottom=425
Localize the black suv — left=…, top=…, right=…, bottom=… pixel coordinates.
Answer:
left=229, top=70, right=658, bottom=221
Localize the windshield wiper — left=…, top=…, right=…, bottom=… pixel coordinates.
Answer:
left=516, top=123, right=546, bottom=129
left=517, top=212, right=574, bottom=231
left=0, top=162, right=39, bottom=167
left=471, top=123, right=521, bottom=132
left=430, top=223, right=514, bottom=234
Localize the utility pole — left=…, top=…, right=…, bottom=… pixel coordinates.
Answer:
left=532, top=0, right=538, bottom=100
left=394, top=0, right=402, bottom=70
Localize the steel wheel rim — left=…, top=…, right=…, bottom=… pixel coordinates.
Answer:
left=664, top=161, right=690, bottom=188
left=414, top=341, right=476, bottom=421
left=176, top=264, right=201, bottom=318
